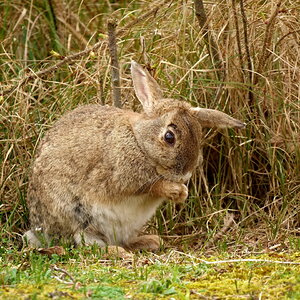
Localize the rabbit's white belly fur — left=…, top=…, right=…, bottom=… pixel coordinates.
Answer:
left=91, top=195, right=164, bottom=245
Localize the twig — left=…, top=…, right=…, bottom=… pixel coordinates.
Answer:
left=2, top=40, right=106, bottom=97
left=231, top=0, right=244, bottom=77
left=51, top=265, right=76, bottom=284
left=108, top=20, right=121, bottom=108
left=205, top=213, right=235, bottom=249
left=193, top=0, right=225, bottom=101
left=171, top=250, right=300, bottom=265
left=52, top=276, right=74, bottom=285
left=97, top=76, right=105, bottom=105
left=194, top=0, right=223, bottom=70
left=239, top=0, right=254, bottom=108
left=274, top=29, right=300, bottom=49
left=199, top=258, right=300, bottom=265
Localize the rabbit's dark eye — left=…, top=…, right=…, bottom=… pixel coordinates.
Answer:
left=164, top=131, right=175, bottom=145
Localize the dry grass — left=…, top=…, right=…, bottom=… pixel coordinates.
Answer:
left=1, top=0, right=299, bottom=249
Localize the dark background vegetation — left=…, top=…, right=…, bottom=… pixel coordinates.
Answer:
left=1, top=0, right=299, bottom=251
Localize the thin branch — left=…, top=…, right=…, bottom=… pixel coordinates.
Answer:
left=274, top=29, right=300, bottom=49
left=199, top=258, right=300, bottom=265
left=172, top=250, right=300, bottom=265
left=2, top=40, right=106, bottom=97
left=231, top=0, right=244, bottom=77
left=51, top=265, right=76, bottom=284
left=205, top=213, right=235, bottom=249
left=193, top=0, right=225, bottom=101
left=108, top=20, right=121, bottom=108
left=194, top=0, right=222, bottom=69
left=239, top=0, right=254, bottom=107
left=97, top=76, right=105, bottom=105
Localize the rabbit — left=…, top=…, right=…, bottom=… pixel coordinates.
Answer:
left=23, top=60, right=245, bottom=252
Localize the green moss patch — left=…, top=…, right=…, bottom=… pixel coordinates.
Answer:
left=1, top=247, right=299, bottom=299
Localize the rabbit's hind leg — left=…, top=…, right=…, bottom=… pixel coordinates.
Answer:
left=22, top=229, right=51, bottom=248
left=73, top=230, right=107, bottom=247
left=126, top=235, right=162, bottom=252
left=73, top=228, right=131, bottom=259
left=22, top=230, right=41, bottom=247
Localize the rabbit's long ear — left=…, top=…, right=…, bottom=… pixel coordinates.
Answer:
left=131, top=60, right=163, bottom=114
left=191, top=107, right=245, bottom=129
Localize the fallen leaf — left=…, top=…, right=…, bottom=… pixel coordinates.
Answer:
left=37, top=246, right=66, bottom=256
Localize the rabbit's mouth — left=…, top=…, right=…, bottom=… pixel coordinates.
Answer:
left=156, top=165, right=192, bottom=183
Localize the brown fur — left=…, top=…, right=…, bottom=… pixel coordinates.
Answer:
left=23, top=61, right=244, bottom=250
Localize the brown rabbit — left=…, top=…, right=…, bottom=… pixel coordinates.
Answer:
left=23, top=61, right=245, bottom=251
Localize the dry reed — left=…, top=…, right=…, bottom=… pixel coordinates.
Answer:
left=0, top=0, right=299, bottom=250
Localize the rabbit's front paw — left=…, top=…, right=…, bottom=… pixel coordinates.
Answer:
left=163, top=182, right=188, bottom=203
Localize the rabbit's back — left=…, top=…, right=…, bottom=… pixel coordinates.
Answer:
left=32, top=104, right=154, bottom=194
left=27, top=104, right=160, bottom=243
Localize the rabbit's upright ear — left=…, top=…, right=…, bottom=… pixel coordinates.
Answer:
left=131, top=60, right=163, bottom=114
left=191, top=107, right=246, bottom=129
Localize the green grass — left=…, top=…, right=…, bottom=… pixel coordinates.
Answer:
left=1, top=246, right=300, bottom=299
left=0, top=3, right=300, bottom=298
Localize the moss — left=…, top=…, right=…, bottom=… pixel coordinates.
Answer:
left=0, top=251, right=299, bottom=299
left=185, top=257, right=300, bottom=299
left=0, top=284, right=78, bottom=299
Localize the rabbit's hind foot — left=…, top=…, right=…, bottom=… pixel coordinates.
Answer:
left=73, top=230, right=107, bottom=247
left=126, top=235, right=162, bottom=252
left=74, top=231, right=132, bottom=259
left=22, top=229, right=48, bottom=248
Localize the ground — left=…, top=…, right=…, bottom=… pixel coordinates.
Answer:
left=1, top=244, right=299, bottom=299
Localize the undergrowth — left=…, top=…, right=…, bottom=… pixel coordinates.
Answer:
left=0, top=0, right=299, bottom=249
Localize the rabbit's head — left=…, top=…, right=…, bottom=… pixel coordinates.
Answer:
left=131, top=61, right=245, bottom=183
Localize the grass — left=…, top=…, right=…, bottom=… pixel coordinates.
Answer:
left=1, top=245, right=300, bottom=299
left=0, top=0, right=300, bottom=298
